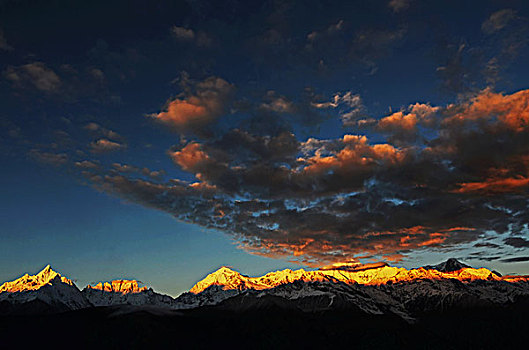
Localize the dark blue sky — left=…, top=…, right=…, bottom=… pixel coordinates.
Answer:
left=2, top=0, right=529, bottom=295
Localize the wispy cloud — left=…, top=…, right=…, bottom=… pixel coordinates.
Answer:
left=388, top=0, right=411, bottom=13
left=4, top=62, right=62, bottom=93
left=306, top=19, right=345, bottom=49
left=28, top=149, right=68, bottom=165
left=312, top=91, right=367, bottom=127
left=170, top=26, right=212, bottom=47
left=482, top=9, right=517, bottom=34
left=90, top=139, right=125, bottom=153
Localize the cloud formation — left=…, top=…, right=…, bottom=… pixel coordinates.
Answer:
left=306, top=19, right=345, bottom=49
left=78, top=86, right=529, bottom=265
left=4, top=62, right=62, bottom=93
left=312, top=91, right=366, bottom=127
left=351, top=27, right=406, bottom=73
left=84, top=123, right=123, bottom=141
left=482, top=9, right=517, bottom=34
left=28, top=149, right=68, bottom=165
left=170, top=26, right=212, bottom=47
left=152, top=76, right=235, bottom=134
left=437, top=10, right=527, bottom=94
left=90, top=139, right=125, bottom=153
left=388, top=0, right=410, bottom=13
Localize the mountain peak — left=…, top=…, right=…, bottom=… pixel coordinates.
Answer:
left=211, top=266, right=240, bottom=275
left=189, top=267, right=246, bottom=294
left=36, top=265, right=57, bottom=279
left=187, top=259, right=512, bottom=295
left=422, top=258, right=471, bottom=272
left=86, top=280, right=148, bottom=294
left=0, top=265, right=74, bottom=293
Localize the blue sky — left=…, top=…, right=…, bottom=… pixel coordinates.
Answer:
left=0, top=156, right=301, bottom=296
left=2, top=0, right=529, bottom=295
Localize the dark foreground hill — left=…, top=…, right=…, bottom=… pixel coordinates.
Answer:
left=1, top=297, right=529, bottom=349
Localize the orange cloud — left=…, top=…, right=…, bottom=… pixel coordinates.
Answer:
left=378, top=111, right=418, bottom=131
left=382, top=253, right=406, bottom=263
left=152, top=76, right=234, bottom=133
left=454, top=176, right=529, bottom=194
left=236, top=224, right=459, bottom=266
left=445, top=88, right=529, bottom=131
left=301, top=135, right=405, bottom=175
left=170, top=142, right=211, bottom=172
left=156, top=98, right=210, bottom=128
left=418, top=233, right=447, bottom=247
left=377, top=103, right=439, bottom=133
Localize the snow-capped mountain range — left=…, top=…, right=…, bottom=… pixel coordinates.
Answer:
left=82, top=280, right=175, bottom=307
left=0, top=265, right=91, bottom=313
left=1, top=259, right=528, bottom=320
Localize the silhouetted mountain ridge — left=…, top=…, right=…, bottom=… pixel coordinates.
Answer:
left=422, top=258, right=471, bottom=272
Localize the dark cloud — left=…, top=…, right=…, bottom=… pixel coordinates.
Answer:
left=82, top=122, right=127, bottom=154
left=28, top=149, right=68, bottom=165
left=482, top=9, right=517, bottom=34
left=76, top=87, right=529, bottom=265
left=306, top=19, right=345, bottom=49
left=11, top=1, right=527, bottom=267
left=474, top=242, right=500, bottom=249
left=473, top=256, right=503, bottom=262
left=260, top=91, right=296, bottom=114
left=501, top=256, right=529, bottom=263
left=350, top=27, right=406, bottom=73
left=84, top=123, right=123, bottom=142
left=253, top=9, right=405, bottom=75
left=3, top=59, right=114, bottom=103
left=312, top=91, right=367, bottom=127
left=90, top=139, right=125, bottom=153
left=170, top=26, right=212, bottom=47
left=171, top=26, right=195, bottom=41
left=435, top=42, right=481, bottom=95
left=111, top=163, right=166, bottom=180
left=4, top=62, right=62, bottom=93
left=244, top=89, right=336, bottom=130
left=504, top=237, right=529, bottom=248
left=75, top=160, right=100, bottom=169
left=437, top=10, right=528, bottom=94
left=388, top=0, right=411, bottom=13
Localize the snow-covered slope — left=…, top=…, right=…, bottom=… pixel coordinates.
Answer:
left=82, top=280, right=175, bottom=307
left=175, top=285, right=240, bottom=309
left=0, top=265, right=91, bottom=313
left=174, top=259, right=529, bottom=320
left=188, top=259, right=504, bottom=295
